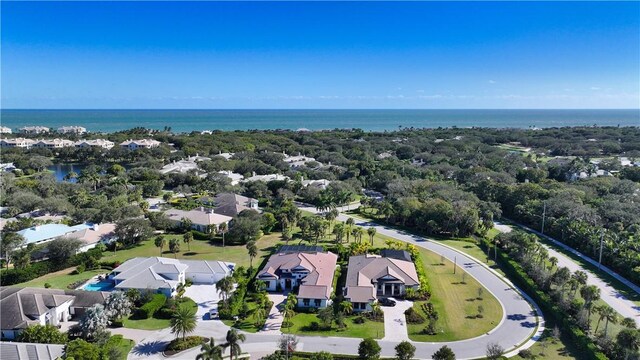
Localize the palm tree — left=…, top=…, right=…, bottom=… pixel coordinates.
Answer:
left=617, top=328, right=640, bottom=359
left=154, top=236, right=166, bottom=256
left=601, top=305, right=619, bottom=337
left=549, top=256, right=558, bottom=270
left=333, top=223, right=345, bottom=244
left=580, top=285, right=601, bottom=330
left=621, top=317, right=638, bottom=329
left=170, top=304, right=197, bottom=341
left=594, top=305, right=606, bottom=333
left=339, top=301, right=353, bottom=315
left=218, top=222, right=228, bottom=247
left=196, top=338, right=223, bottom=360
left=223, top=329, right=246, bottom=360
left=352, top=227, right=365, bottom=244
left=367, top=227, right=377, bottom=245
left=216, top=276, right=234, bottom=302
left=79, top=170, right=100, bottom=191
left=169, top=239, right=180, bottom=258
left=63, top=171, right=78, bottom=182
left=183, top=232, right=193, bottom=251
left=246, top=241, right=258, bottom=269
left=345, top=218, right=355, bottom=243
left=253, top=306, right=267, bottom=327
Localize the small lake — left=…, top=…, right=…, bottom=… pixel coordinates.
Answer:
left=48, top=163, right=90, bottom=182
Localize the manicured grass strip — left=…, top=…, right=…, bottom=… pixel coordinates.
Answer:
left=407, top=247, right=503, bottom=342
left=282, top=313, right=385, bottom=339
left=20, top=268, right=105, bottom=289
left=122, top=299, right=197, bottom=330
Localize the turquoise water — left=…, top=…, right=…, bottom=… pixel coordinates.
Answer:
left=83, top=281, right=115, bottom=292
left=1, top=109, right=638, bottom=132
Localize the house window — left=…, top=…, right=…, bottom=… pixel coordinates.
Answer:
left=303, top=299, right=310, bottom=306
left=314, top=299, right=321, bottom=307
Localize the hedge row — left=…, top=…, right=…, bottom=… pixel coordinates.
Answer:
left=480, top=238, right=608, bottom=360
left=137, top=294, right=167, bottom=319
left=288, top=351, right=393, bottom=360
left=407, top=245, right=431, bottom=295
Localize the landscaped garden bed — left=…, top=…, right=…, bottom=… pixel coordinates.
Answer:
left=164, top=336, right=209, bottom=356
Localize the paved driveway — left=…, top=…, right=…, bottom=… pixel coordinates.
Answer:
left=261, top=294, right=287, bottom=333
left=380, top=298, right=413, bottom=341
left=184, top=284, right=221, bottom=320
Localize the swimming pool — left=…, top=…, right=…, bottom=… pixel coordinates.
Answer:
left=83, top=281, right=115, bottom=292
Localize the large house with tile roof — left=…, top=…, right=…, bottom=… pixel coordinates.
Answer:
left=0, top=287, right=108, bottom=340
left=111, top=257, right=234, bottom=297
left=343, top=251, right=419, bottom=312
left=257, top=248, right=338, bottom=309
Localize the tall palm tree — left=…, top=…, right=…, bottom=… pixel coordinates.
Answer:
left=169, top=239, right=180, bottom=258
left=580, top=285, right=601, bottom=330
left=601, top=305, right=619, bottom=337
left=223, top=329, right=246, bottom=360
left=345, top=218, right=355, bottom=243
left=549, top=256, right=558, bottom=270
left=216, top=276, right=234, bottom=302
left=218, top=222, right=228, bottom=247
left=246, top=241, right=258, bottom=269
left=196, top=338, right=223, bottom=360
left=253, top=306, right=267, bottom=327
left=170, top=304, right=197, bottom=341
left=183, top=232, right=193, bottom=251
left=154, top=236, right=166, bottom=256
left=367, top=227, right=377, bottom=246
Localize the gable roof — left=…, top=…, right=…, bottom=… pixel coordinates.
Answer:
left=165, top=208, right=232, bottom=227
left=63, top=223, right=116, bottom=246
left=0, top=287, right=106, bottom=330
left=344, top=254, right=419, bottom=302
left=257, top=251, right=338, bottom=300
left=199, top=193, right=257, bottom=218
left=17, top=223, right=92, bottom=245
left=0, top=341, right=65, bottom=360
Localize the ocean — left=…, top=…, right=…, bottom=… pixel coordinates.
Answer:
left=1, top=109, right=638, bottom=133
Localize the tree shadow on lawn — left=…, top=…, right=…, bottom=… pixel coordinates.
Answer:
left=183, top=252, right=198, bottom=256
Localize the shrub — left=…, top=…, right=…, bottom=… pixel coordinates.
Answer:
left=165, top=336, right=206, bottom=352
left=67, top=279, right=89, bottom=289
left=353, top=316, right=365, bottom=324
left=136, top=294, right=167, bottom=319
left=111, top=319, right=124, bottom=328
left=155, top=307, right=176, bottom=319
left=404, top=307, right=426, bottom=324
left=75, top=264, right=86, bottom=274
left=44, top=283, right=52, bottom=288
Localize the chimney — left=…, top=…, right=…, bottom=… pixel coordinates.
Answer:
left=252, top=171, right=256, bottom=177
left=93, top=224, right=100, bottom=231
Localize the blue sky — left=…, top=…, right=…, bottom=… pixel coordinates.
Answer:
left=2, top=1, right=639, bottom=109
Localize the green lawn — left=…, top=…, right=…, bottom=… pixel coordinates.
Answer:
left=513, top=330, right=581, bottom=360
left=221, top=300, right=264, bottom=333
left=20, top=268, right=106, bottom=289
left=116, top=339, right=136, bottom=360
left=102, top=232, right=283, bottom=269
left=122, top=298, right=197, bottom=330
left=282, top=312, right=385, bottom=339
left=407, top=247, right=503, bottom=342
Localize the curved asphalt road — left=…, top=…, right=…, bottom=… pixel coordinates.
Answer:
left=125, top=206, right=542, bottom=360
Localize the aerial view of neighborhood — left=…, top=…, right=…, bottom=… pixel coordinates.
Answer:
left=1, top=1, right=639, bottom=360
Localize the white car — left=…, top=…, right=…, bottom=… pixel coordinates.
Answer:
left=208, top=306, right=219, bottom=319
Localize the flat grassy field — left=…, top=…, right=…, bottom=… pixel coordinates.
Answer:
left=20, top=268, right=105, bottom=289
left=282, top=312, right=385, bottom=339
left=407, top=247, right=503, bottom=342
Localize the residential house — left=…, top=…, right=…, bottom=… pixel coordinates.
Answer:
left=213, top=151, right=235, bottom=160
left=19, top=126, right=49, bottom=134
left=0, top=127, right=12, bottom=134
left=74, top=139, right=114, bottom=149
left=17, top=223, right=93, bottom=247
left=0, top=341, right=64, bottom=360
left=119, top=139, right=161, bottom=150
left=343, top=251, right=419, bottom=312
left=198, top=193, right=259, bottom=218
left=33, top=139, right=75, bottom=149
left=160, top=155, right=210, bottom=175
left=63, top=223, right=117, bottom=252
left=165, top=207, right=232, bottom=233
left=111, top=257, right=234, bottom=297
left=243, top=172, right=290, bottom=183
left=0, top=287, right=108, bottom=340
left=257, top=247, right=338, bottom=309
left=301, top=178, right=331, bottom=190
left=217, top=170, right=244, bottom=185
left=0, top=138, right=35, bottom=149
left=283, top=152, right=321, bottom=168
left=57, top=126, right=87, bottom=134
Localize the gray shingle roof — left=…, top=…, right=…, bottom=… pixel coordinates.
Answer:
left=344, top=254, right=419, bottom=303
left=0, top=342, right=64, bottom=360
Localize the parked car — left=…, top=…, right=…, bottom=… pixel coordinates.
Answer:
left=208, top=307, right=219, bottom=319
left=378, top=298, right=396, bottom=307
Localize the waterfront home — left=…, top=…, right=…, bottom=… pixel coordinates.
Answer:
left=0, top=127, right=12, bottom=134
left=19, top=126, right=50, bottom=134
left=119, top=139, right=161, bottom=150
left=343, top=251, right=419, bottom=312
left=111, top=257, right=234, bottom=297
left=0, top=287, right=108, bottom=340
left=74, top=139, right=114, bottom=149
left=283, top=152, right=321, bottom=168
left=165, top=207, right=232, bottom=233
left=33, top=139, right=75, bottom=149
left=197, top=193, right=259, bottom=218
left=257, top=246, right=338, bottom=309
left=57, top=126, right=87, bottom=134
left=0, top=138, right=35, bottom=149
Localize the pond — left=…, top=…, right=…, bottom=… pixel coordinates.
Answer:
left=47, top=163, right=90, bottom=182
